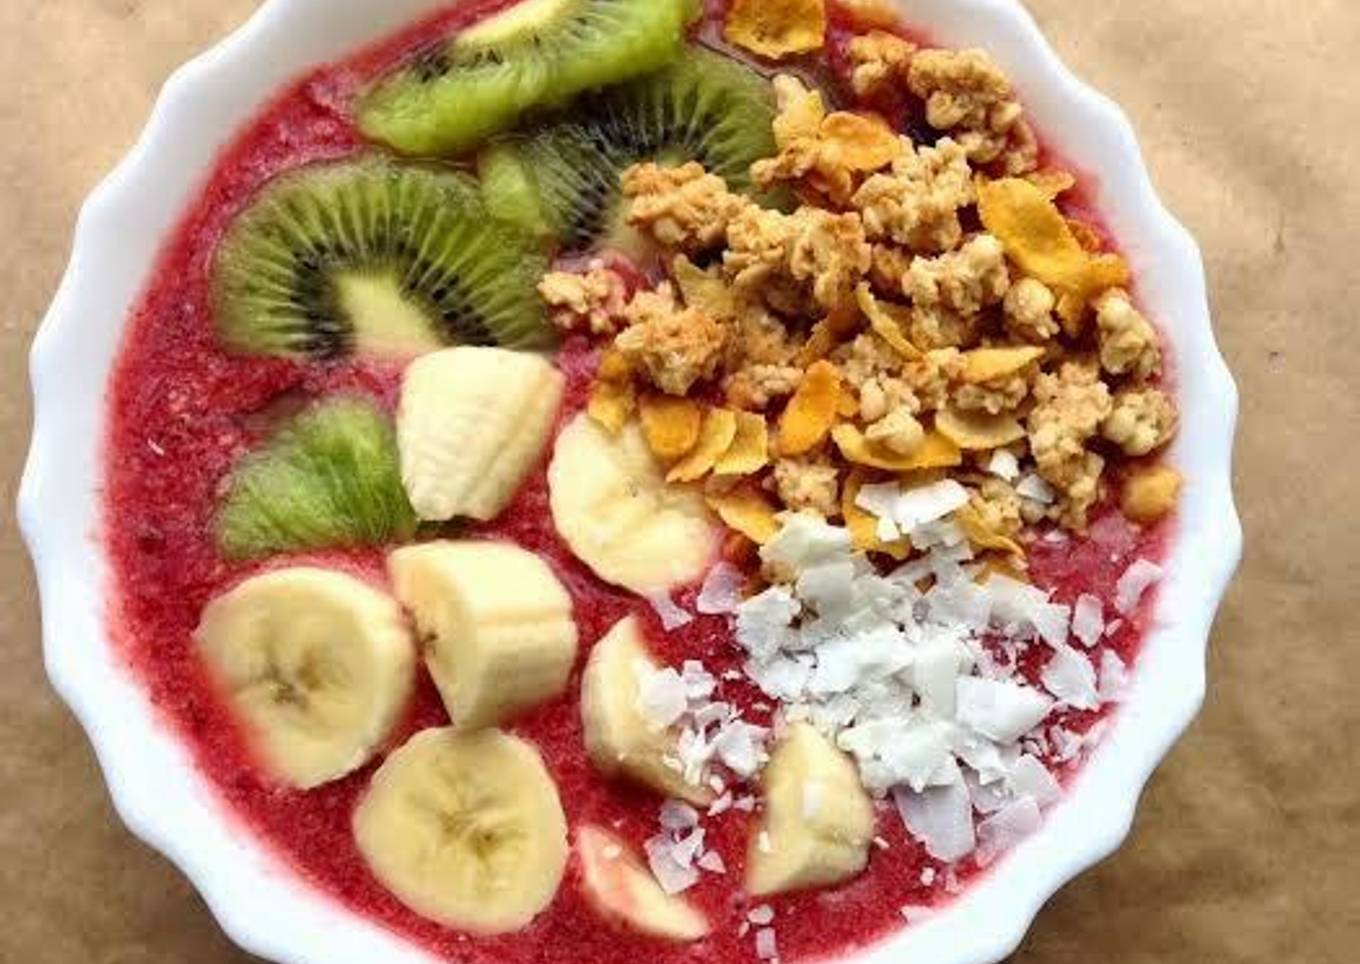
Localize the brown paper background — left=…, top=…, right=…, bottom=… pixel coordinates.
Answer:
left=2, top=2, right=1357, bottom=962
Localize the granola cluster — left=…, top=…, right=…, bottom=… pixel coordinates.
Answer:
left=545, top=33, right=1182, bottom=565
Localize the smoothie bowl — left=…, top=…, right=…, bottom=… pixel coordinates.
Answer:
left=18, top=1, right=1241, bottom=963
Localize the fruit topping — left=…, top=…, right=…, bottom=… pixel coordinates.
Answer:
left=213, top=158, right=553, bottom=359
left=577, top=824, right=709, bottom=942
left=388, top=541, right=578, bottom=731
left=194, top=568, right=415, bottom=789
left=216, top=398, right=416, bottom=561
left=353, top=728, right=569, bottom=933
left=397, top=347, right=564, bottom=523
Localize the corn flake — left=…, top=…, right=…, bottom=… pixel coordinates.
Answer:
left=1025, top=168, right=1077, bottom=199
left=856, top=283, right=922, bottom=359
left=639, top=394, right=703, bottom=460
left=843, top=471, right=912, bottom=559
left=778, top=361, right=842, bottom=456
left=715, top=411, right=771, bottom=476
left=707, top=486, right=783, bottom=545
left=587, top=381, right=635, bottom=434
left=832, top=424, right=963, bottom=472
left=668, top=408, right=740, bottom=483
left=820, top=112, right=906, bottom=172
left=956, top=504, right=1024, bottom=557
left=725, top=0, right=827, bottom=60
left=961, top=345, right=1045, bottom=383
left=934, top=405, right=1027, bottom=450
left=978, top=178, right=1129, bottom=307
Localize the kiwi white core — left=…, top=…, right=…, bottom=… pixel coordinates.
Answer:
left=457, top=0, right=582, bottom=49
left=334, top=272, right=445, bottom=359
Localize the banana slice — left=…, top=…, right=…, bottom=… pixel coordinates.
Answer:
left=194, top=567, right=415, bottom=790
left=549, top=413, right=718, bottom=594
left=354, top=728, right=568, bottom=934
left=388, top=541, right=577, bottom=731
left=578, top=825, right=709, bottom=942
left=747, top=723, right=876, bottom=897
left=398, top=346, right=564, bottom=523
left=580, top=616, right=713, bottom=805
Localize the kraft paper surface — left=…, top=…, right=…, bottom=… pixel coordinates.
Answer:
left=1, top=2, right=1355, bottom=962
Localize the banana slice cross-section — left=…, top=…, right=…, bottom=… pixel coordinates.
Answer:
left=194, top=567, right=415, bottom=790
left=549, top=413, right=718, bottom=594
left=388, top=540, right=578, bottom=731
left=398, top=346, right=564, bottom=523
left=580, top=616, right=713, bottom=805
left=578, top=825, right=709, bottom=942
left=747, top=723, right=876, bottom=897
left=354, top=728, right=568, bottom=935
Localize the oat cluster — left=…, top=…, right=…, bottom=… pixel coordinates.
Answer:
left=538, top=39, right=1180, bottom=567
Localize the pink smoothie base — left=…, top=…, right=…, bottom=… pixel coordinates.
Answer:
left=99, top=3, right=1174, bottom=963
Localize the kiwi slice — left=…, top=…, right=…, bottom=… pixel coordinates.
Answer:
left=477, top=48, right=779, bottom=251
left=217, top=398, right=416, bottom=561
left=213, top=157, right=554, bottom=360
left=358, top=0, right=695, bottom=157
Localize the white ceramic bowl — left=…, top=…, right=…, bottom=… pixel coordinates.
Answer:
left=18, top=1, right=1241, bottom=962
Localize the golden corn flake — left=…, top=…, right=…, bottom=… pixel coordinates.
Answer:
left=856, top=283, right=921, bottom=359
left=778, top=360, right=842, bottom=456
left=597, top=348, right=633, bottom=383
left=1067, top=218, right=1106, bottom=254
left=714, top=411, right=771, bottom=476
left=587, top=380, right=636, bottom=434
left=707, top=486, right=783, bottom=545
left=836, top=0, right=900, bottom=27
left=725, top=0, right=828, bottom=60
left=975, top=555, right=1031, bottom=585
left=1025, top=168, right=1077, bottom=199
left=832, top=424, right=963, bottom=472
left=935, top=405, right=1027, bottom=450
left=639, top=394, right=703, bottom=460
left=820, top=112, right=906, bottom=172
left=956, top=504, right=1024, bottom=557
left=773, top=75, right=828, bottom=147
left=668, top=408, right=740, bottom=483
left=960, top=345, right=1046, bottom=383
left=977, top=177, right=1129, bottom=306
left=672, top=255, right=742, bottom=323
left=843, top=471, right=911, bottom=559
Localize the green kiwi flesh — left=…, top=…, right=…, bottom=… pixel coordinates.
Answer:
left=217, top=398, right=416, bottom=560
left=213, top=157, right=554, bottom=359
left=478, top=48, right=779, bottom=251
left=358, top=0, right=694, bottom=157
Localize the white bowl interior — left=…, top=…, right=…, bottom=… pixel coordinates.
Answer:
left=18, top=1, right=1241, bottom=962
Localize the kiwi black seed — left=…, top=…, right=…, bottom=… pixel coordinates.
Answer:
left=477, top=47, right=780, bottom=252
left=358, top=0, right=695, bottom=157
left=217, top=397, right=417, bottom=561
left=212, top=157, right=554, bottom=360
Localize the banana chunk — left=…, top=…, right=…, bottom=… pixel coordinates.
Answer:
left=549, top=413, right=718, bottom=594
left=398, top=346, right=564, bottom=523
left=578, top=825, right=709, bottom=942
left=580, top=616, right=713, bottom=805
left=388, top=541, right=578, bottom=731
left=194, top=568, right=415, bottom=790
left=747, top=723, right=875, bottom=897
left=354, top=728, right=568, bottom=934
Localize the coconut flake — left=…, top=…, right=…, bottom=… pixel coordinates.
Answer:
left=648, top=592, right=694, bottom=631
left=987, top=449, right=1020, bottom=481
left=755, top=927, right=779, bottom=960
left=893, top=779, right=976, bottom=862
left=1071, top=594, right=1105, bottom=648
left=760, top=514, right=853, bottom=572
left=1007, top=755, right=1062, bottom=807
left=901, top=905, right=935, bottom=924
left=976, top=796, right=1043, bottom=866
left=1015, top=473, right=1056, bottom=504
left=956, top=677, right=1053, bottom=744
left=1098, top=650, right=1132, bottom=703
left=1114, top=559, right=1164, bottom=615
left=747, top=905, right=776, bottom=926
left=697, top=850, right=727, bottom=874
left=659, top=800, right=700, bottom=831
left=644, top=835, right=700, bottom=894
left=697, top=562, right=746, bottom=615
left=1041, top=644, right=1100, bottom=710
left=638, top=667, right=689, bottom=728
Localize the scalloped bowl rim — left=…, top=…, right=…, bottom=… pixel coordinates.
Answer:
left=17, top=1, right=1241, bottom=962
